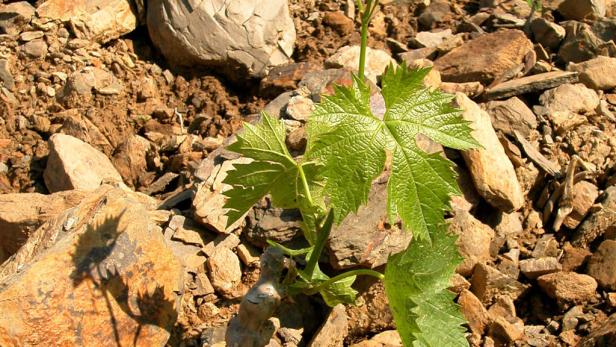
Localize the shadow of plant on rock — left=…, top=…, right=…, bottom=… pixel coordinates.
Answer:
left=70, top=209, right=180, bottom=347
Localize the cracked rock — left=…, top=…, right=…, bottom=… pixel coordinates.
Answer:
left=147, top=0, right=296, bottom=80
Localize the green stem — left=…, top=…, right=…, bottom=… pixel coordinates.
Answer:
left=357, top=0, right=379, bottom=81
left=298, top=164, right=314, bottom=206
left=306, top=269, right=385, bottom=295
left=304, top=209, right=334, bottom=278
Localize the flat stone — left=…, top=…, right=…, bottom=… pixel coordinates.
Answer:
left=455, top=93, right=524, bottom=212
left=538, top=272, right=598, bottom=305
left=539, top=83, right=600, bottom=114
left=471, top=263, right=529, bottom=305
left=484, top=97, right=537, bottom=137
left=207, top=247, right=243, bottom=299
left=520, top=257, right=562, bottom=279
left=411, top=29, right=453, bottom=48
left=586, top=240, right=616, bottom=290
left=573, top=186, right=616, bottom=247
left=0, top=186, right=183, bottom=346
left=434, top=29, right=533, bottom=85
left=43, top=133, right=124, bottom=192
left=439, top=81, right=484, bottom=98
left=19, top=30, right=43, bottom=42
left=37, top=0, right=138, bottom=44
left=568, top=56, right=616, bottom=90
left=0, top=190, right=88, bottom=263
left=449, top=210, right=495, bottom=276
left=484, top=71, right=579, bottom=100
left=285, top=95, right=314, bottom=122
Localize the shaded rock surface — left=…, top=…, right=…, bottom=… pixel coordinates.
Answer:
left=147, top=0, right=296, bottom=80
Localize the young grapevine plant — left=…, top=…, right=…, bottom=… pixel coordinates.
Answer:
left=222, top=1, right=479, bottom=346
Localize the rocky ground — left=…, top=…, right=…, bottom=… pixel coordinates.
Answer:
left=1, top=0, right=616, bottom=346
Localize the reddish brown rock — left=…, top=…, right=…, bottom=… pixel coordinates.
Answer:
left=586, top=240, right=616, bottom=290
left=0, top=190, right=88, bottom=263
left=458, top=289, right=489, bottom=336
left=434, top=29, right=533, bottom=85
left=538, top=272, right=597, bottom=305
left=563, top=181, right=599, bottom=229
left=0, top=186, right=183, bottom=345
left=449, top=210, right=495, bottom=276
left=323, top=11, right=355, bottom=36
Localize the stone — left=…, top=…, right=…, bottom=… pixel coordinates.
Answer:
left=0, top=1, right=35, bottom=35
left=19, top=30, right=43, bottom=42
left=0, top=186, right=183, bottom=346
left=434, top=29, right=533, bottom=85
left=245, top=206, right=302, bottom=248
left=44, top=134, right=124, bottom=192
left=21, top=39, right=47, bottom=58
left=259, top=62, right=319, bottom=97
left=539, top=83, right=600, bottom=114
left=0, top=190, right=88, bottom=263
left=562, top=181, right=599, bottom=229
left=0, top=59, right=14, bottom=91
left=568, top=56, right=616, bottom=90
left=111, top=135, right=152, bottom=188
left=351, top=330, right=402, bottom=347
left=449, top=210, right=495, bottom=276
left=558, top=21, right=605, bottom=64
left=346, top=280, right=393, bottom=337
left=439, top=81, right=484, bottom=98
left=484, top=97, right=537, bottom=137
left=411, top=29, right=453, bottom=48
left=530, top=18, right=566, bottom=51
left=36, top=0, right=138, bottom=44
left=323, top=11, right=354, bottom=36
left=405, top=58, right=441, bottom=89
left=418, top=0, right=452, bottom=29
left=484, top=71, right=579, bottom=100
left=147, top=0, right=295, bottom=80
left=62, top=67, right=124, bottom=98
left=561, top=244, right=592, bottom=271
left=573, top=186, right=616, bottom=247
left=207, top=247, right=242, bottom=299
left=458, top=289, right=489, bottom=336
left=558, top=0, right=606, bottom=20
left=579, top=313, right=616, bottom=346
left=520, top=257, right=562, bottom=279
left=327, top=180, right=412, bottom=270
left=538, top=272, right=597, bottom=305
left=236, top=243, right=260, bottom=266
left=471, top=264, right=528, bottom=305
left=308, top=304, right=348, bottom=347
left=285, top=95, right=314, bottom=122
left=480, top=0, right=532, bottom=17
left=455, top=93, right=524, bottom=212
left=193, top=157, right=252, bottom=233
left=325, top=45, right=395, bottom=83
left=586, top=240, right=616, bottom=290
left=489, top=316, right=525, bottom=343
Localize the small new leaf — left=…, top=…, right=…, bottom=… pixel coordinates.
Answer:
left=306, top=64, right=478, bottom=241
left=384, top=226, right=469, bottom=347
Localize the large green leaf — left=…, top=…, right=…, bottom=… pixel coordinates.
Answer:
left=384, top=227, right=469, bottom=347
left=306, top=64, right=479, bottom=242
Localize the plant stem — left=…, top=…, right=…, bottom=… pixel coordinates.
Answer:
left=298, top=164, right=314, bottom=206
left=304, top=209, right=334, bottom=278
left=306, top=269, right=385, bottom=295
left=357, top=0, right=378, bottom=81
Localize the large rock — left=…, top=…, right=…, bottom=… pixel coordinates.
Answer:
left=539, top=83, right=600, bottom=114
left=449, top=210, right=495, bottom=276
left=44, top=133, right=124, bottom=192
left=569, top=56, right=616, bottom=90
left=586, top=240, right=616, bottom=290
left=36, top=0, right=138, bottom=44
left=537, top=272, right=597, bottom=305
left=147, top=0, right=295, bottom=79
left=0, top=1, right=35, bottom=35
left=558, top=0, right=606, bottom=20
left=0, top=190, right=88, bottom=263
left=0, top=186, right=183, bottom=345
left=434, top=29, right=533, bottom=85
left=455, top=93, right=524, bottom=212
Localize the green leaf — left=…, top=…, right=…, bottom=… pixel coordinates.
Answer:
left=384, top=226, right=469, bottom=347
left=223, top=113, right=322, bottom=243
left=295, top=264, right=358, bottom=307
left=306, top=64, right=479, bottom=241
